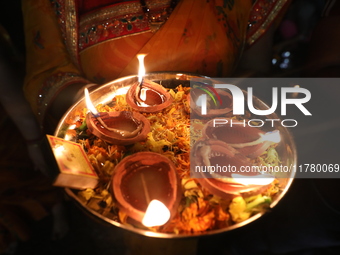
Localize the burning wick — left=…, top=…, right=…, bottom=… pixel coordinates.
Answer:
left=142, top=200, right=171, bottom=227
left=139, top=168, right=170, bottom=227
left=137, top=54, right=146, bottom=84
left=134, top=53, right=164, bottom=107
left=136, top=54, right=147, bottom=103
left=84, top=88, right=142, bottom=137
left=125, top=54, right=172, bottom=111
left=140, top=172, right=151, bottom=204
left=228, top=130, right=281, bottom=149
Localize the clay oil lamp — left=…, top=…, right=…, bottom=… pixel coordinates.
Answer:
left=189, top=81, right=233, bottom=118
left=191, top=139, right=274, bottom=199
left=203, top=118, right=281, bottom=158
left=84, top=88, right=150, bottom=145
left=126, top=54, right=173, bottom=113
left=112, top=151, right=181, bottom=226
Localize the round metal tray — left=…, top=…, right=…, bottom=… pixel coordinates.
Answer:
left=54, top=72, right=297, bottom=238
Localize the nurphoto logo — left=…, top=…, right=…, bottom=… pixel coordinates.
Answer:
left=196, top=84, right=311, bottom=124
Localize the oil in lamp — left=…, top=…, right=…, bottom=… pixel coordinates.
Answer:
left=112, top=152, right=181, bottom=226
left=84, top=88, right=150, bottom=145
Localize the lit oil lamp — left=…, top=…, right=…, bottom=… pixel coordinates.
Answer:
left=203, top=118, right=281, bottom=158
left=191, top=138, right=275, bottom=199
left=126, top=54, right=173, bottom=113
left=112, top=151, right=181, bottom=225
left=84, top=88, right=150, bottom=145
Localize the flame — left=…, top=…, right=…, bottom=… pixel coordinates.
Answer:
left=142, top=200, right=171, bottom=227
left=137, top=54, right=147, bottom=83
left=231, top=173, right=275, bottom=186
left=84, top=88, right=98, bottom=115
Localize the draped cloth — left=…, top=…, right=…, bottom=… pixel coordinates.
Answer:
left=80, top=0, right=252, bottom=80
left=22, top=0, right=290, bottom=126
